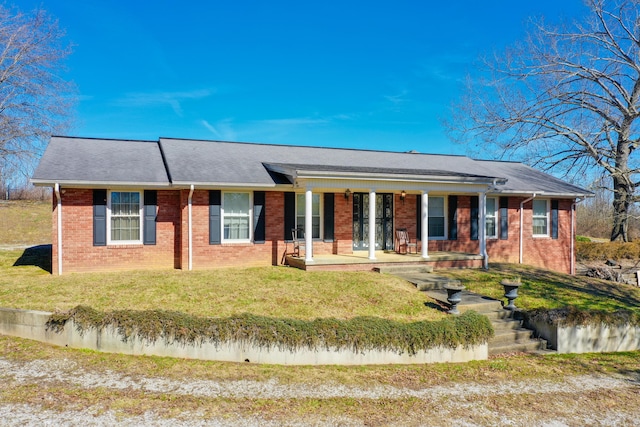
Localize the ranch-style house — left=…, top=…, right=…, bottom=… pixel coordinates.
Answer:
left=32, top=136, right=592, bottom=275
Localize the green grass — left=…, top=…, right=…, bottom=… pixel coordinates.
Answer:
left=0, top=249, right=444, bottom=322
left=0, top=200, right=50, bottom=245
left=438, top=263, right=640, bottom=313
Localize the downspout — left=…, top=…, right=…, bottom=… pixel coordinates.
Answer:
left=54, top=183, right=62, bottom=275
left=571, top=198, right=584, bottom=275
left=188, top=184, right=194, bottom=271
left=519, top=193, right=536, bottom=264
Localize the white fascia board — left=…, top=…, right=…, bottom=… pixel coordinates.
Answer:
left=490, top=190, right=594, bottom=198
left=30, top=179, right=172, bottom=188
left=170, top=181, right=277, bottom=189
left=296, top=170, right=506, bottom=185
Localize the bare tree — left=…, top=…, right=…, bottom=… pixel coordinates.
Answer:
left=0, top=5, right=74, bottom=191
left=448, top=0, right=640, bottom=242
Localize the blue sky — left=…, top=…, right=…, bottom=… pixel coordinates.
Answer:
left=17, top=0, right=588, bottom=155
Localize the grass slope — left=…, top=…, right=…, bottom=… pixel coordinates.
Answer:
left=0, top=200, right=50, bottom=246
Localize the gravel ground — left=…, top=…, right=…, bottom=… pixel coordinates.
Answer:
left=1, top=356, right=639, bottom=426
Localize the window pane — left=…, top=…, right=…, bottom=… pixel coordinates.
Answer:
left=533, top=200, right=547, bottom=217
left=486, top=198, right=496, bottom=215
left=533, top=218, right=547, bottom=235
left=110, top=192, right=141, bottom=241
left=428, top=197, right=444, bottom=216
left=486, top=218, right=496, bottom=237
left=296, top=193, right=321, bottom=239
left=429, top=218, right=445, bottom=237
left=222, top=192, right=251, bottom=241
left=224, top=192, right=249, bottom=214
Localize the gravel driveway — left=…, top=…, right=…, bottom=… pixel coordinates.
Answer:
left=1, top=356, right=639, bottom=426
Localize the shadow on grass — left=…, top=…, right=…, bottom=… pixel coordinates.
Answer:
left=13, top=244, right=52, bottom=273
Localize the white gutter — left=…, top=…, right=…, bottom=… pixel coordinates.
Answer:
left=188, top=184, right=194, bottom=271
left=519, top=193, right=536, bottom=264
left=54, top=183, right=63, bottom=275
left=571, top=198, right=584, bottom=275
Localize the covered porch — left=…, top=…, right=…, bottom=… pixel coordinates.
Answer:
left=285, top=250, right=483, bottom=272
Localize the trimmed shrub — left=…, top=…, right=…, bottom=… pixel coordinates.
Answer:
left=576, top=240, right=640, bottom=261
left=47, top=306, right=494, bottom=355
left=524, top=306, right=640, bottom=328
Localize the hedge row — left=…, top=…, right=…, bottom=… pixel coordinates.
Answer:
left=47, top=306, right=494, bottom=355
left=576, top=240, right=640, bottom=261
left=524, top=306, right=640, bottom=327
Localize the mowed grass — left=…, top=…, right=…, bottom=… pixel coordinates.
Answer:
left=0, top=200, right=51, bottom=246
left=0, top=249, right=443, bottom=321
left=439, top=263, right=640, bottom=313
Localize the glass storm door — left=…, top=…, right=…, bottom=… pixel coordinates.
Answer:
left=352, top=193, right=393, bottom=250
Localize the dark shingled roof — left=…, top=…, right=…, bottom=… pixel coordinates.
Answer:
left=32, top=136, right=592, bottom=197
left=32, top=136, right=170, bottom=185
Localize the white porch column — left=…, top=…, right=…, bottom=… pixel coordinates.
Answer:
left=305, top=187, right=314, bottom=262
left=421, top=191, right=429, bottom=259
left=368, top=189, right=377, bottom=260
left=479, top=191, right=488, bottom=269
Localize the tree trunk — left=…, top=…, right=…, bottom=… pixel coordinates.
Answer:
left=610, top=174, right=632, bottom=242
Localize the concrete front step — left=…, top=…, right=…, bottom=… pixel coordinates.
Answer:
left=376, top=265, right=434, bottom=275
left=489, top=328, right=536, bottom=346
left=423, top=290, right=503, bottom=313
left=489, top=339, right=549, bottom=356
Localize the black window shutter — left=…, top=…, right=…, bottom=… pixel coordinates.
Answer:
left=324, top=193, right=335, bottom=241
left=143, top=190, right=157, bottom=245
left=499, top=197, right=509, bottom=240
left=284, top=192, right=296, bottom=241
left=209, top=190, right=221, bottom=245
left=416, top=195, right=422, bottom=238
left=448, top=195, right=458, bottom=240
left=253, top=191, right=266, bottom=243
left=93, top=189, right=107, bottom=246
left=551, top=199, right=559, bottom=239
left=470, top=196, right=479, bottom=241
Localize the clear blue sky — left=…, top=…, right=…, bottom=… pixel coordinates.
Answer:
left=17, top=0, right=588, bottom=155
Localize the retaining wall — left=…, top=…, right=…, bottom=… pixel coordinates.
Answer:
left=526, top=319, right=640, bottom=354
left=0, top=307, right=487, bottom=365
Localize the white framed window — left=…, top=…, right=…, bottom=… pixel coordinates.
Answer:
left=222, top=192, right=252, bottom=242
left=532, top=199, right=549, bottom=237
left=428, top=196, right=446, bottom=239
left=107, top=190, right=142, bottom=244
left=485, top=197, right=498, bottom=239
left=296, top=193, right=321, bottom=239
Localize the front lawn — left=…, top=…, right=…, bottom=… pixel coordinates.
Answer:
left=0, top=249, right=443, bottom=322
left=439, top=263, right=640, bottom=313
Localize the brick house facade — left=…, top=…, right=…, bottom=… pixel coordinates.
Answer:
left=34, top=137, right=591, bottom=275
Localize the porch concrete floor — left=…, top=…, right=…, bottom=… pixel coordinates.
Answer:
left=286, top=250, right=483, bottom=271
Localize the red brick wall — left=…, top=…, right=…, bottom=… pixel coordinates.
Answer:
left=53, top=189, right=575, bottom=274
left=54, top=188, right=180, bottom=274
left=391, top=194, right=574, bottom=273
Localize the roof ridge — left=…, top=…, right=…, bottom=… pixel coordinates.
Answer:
left=158, top=136, right=469, bottom=158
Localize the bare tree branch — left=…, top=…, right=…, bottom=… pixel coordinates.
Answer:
left=446, top=0, right=640, bottom=241
left=0, top=5, right=75, bottom=191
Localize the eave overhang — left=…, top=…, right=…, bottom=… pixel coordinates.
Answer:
left=263, top=163, right=508, bottom=186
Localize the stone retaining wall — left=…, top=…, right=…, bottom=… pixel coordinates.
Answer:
left=0, top=307, right=488, bottom=365
left=526, top=319, right=640, bottom=354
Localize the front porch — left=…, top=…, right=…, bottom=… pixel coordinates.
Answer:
left=285, top=251, right=484, bottom=272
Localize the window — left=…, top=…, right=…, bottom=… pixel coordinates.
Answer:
left=428, top=196, right=446, bottom=238
left=108, top=191, right=142, bottom=243
left=532, top=199, right=549, bottom=236
left=485, top=197, right=497, bottom=239
left=223, top=192, right=251, bottom=241
left=296, top=193, right=321, bottom=239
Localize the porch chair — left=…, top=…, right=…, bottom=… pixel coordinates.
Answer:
left=395, top=228, right=417, bottom=254
left=292, top=227, right=305, bottom=257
